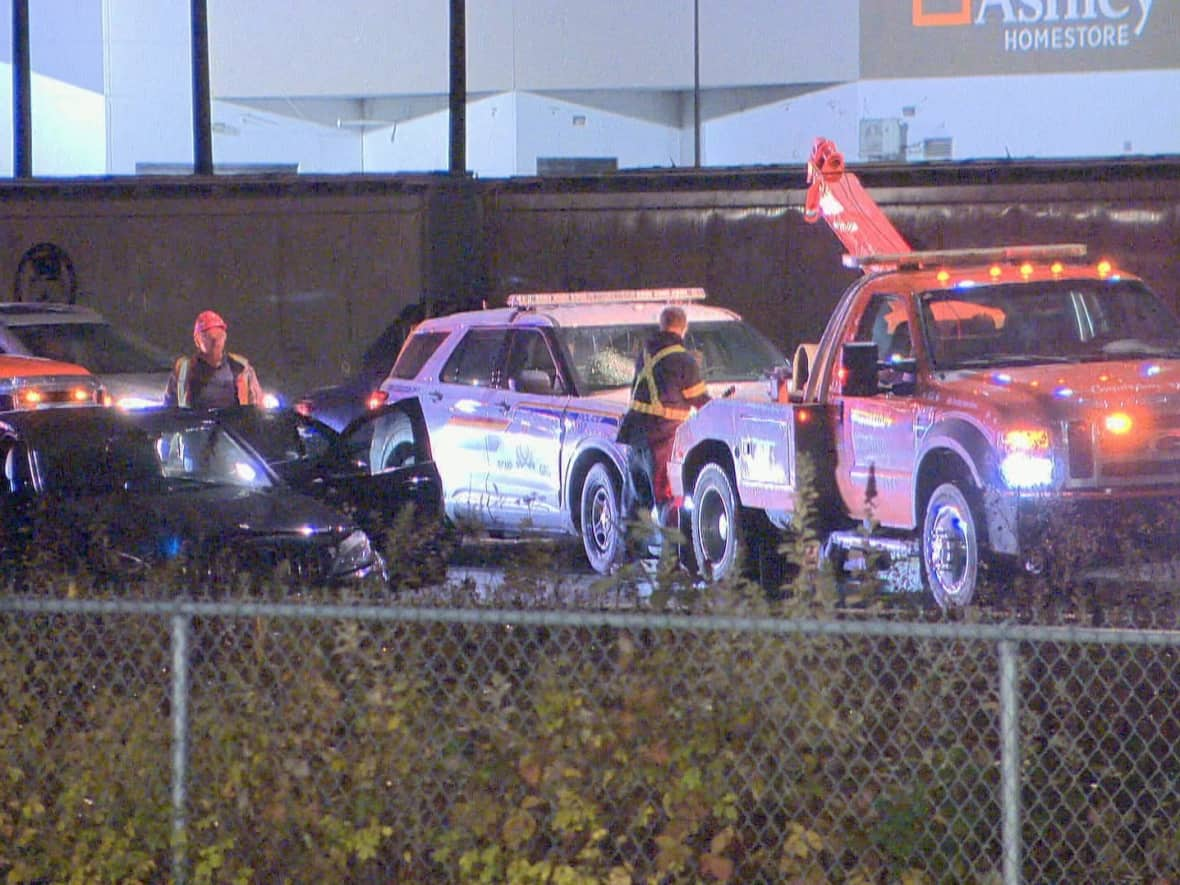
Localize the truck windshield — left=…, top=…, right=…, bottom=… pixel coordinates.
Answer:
left=554, top=320, right=787, bottom=394
left=920, top=279, right=1180, bottom=369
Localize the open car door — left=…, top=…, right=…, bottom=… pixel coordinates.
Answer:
left=299, top=402, right=444, bottom=540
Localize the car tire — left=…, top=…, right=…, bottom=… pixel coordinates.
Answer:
left=692, top=462, right=742, bottom=581
left=580, top=461, right=625, bottom=574
left=921, top=481, right=980, bottom=608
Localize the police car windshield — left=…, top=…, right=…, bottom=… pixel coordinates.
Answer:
left=555, top=321, right=787, bottom=394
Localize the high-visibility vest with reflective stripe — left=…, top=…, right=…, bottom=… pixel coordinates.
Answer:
left=626, top=343, right=694, bottom=422
left=174, top=353, right=256, bottom=408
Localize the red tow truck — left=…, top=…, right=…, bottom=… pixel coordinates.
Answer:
left=671, top=138, right=1180, bottom=606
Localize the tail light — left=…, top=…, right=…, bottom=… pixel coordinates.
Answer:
left=294, top=399, right=312, bottom=417
left=366, top=390, right=388, bottom=411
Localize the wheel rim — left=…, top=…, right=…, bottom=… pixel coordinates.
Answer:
left=927, top=500, right=973, bottom=601
left=698, top=486, right=731, bottom=567
left=587, top=482, right=614, bottom=556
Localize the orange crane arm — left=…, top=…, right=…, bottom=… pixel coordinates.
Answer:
left=804, top=137, right=911, bottom=268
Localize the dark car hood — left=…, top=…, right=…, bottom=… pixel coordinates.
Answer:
left=49, top=483, right=358, bottom=565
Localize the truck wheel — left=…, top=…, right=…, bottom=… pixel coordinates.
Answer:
left=692, top=462, right=742, bottom=581
left=921, top=481, right=980, bottom=608
left=580, top=462, right=624, bottom=574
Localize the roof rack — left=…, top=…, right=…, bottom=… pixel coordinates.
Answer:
left=507, top=287, right=707, bottom=308
left=843, top=243, right=1088, bottom=271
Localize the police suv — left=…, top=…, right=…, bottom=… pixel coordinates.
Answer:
left=372, top=288, right=788, bottom=573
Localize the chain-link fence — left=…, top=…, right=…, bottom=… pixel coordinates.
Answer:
left=4, top=595, right=1180, bottom=884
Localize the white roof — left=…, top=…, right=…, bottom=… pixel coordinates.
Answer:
left=415, top=299, right=742, bottom=332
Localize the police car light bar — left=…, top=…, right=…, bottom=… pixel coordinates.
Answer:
left=843, top=243, right=1088, bottom=271
left=507, top=287, right=708, bottom=307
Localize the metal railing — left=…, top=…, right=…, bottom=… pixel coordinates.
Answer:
left=4, top=595, right=1180, bottom=884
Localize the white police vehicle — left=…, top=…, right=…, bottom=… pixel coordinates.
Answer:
left=372, top=288, right=788, bottom=573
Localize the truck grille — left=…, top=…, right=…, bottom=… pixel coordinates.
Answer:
left=1067, top=417, right=1180, bottom=487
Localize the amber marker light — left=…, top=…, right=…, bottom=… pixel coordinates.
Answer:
left=71, top=387, right=91, bottom=402
left=1050, top=262, right=1064, bottom=275
left=1004, top=428, right=1050, bottom=451
left=1104, top=412, right=1133, bottom=435
left=937, top=270, right=950, bottom=284
left=796, top=408, right=811, bottom=424
left=989, top=265, right=1002, bottom=279
left=1097, top=260, right=1113, bottom=277
left=19, top=390, right=43, bottom=406
left=366, top=390, right=389, bottom=410
left=1020, top=262, right=1033, bottom=277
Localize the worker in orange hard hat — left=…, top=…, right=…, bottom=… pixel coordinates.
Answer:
left=164, top=310, right=264, bottom=408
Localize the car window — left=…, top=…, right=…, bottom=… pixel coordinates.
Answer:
left=503, top=329, right=564, bottom=395
left=440, top=328, right=509, bottom=386
left=154, top=426, right=273, bottom=489
left=9, top=323, right=173, bottom=374
left=391, top=331, right=449, bottom=380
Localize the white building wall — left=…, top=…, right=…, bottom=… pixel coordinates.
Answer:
left=514, top=92, right=684, bottom=175
left=102, top=0, right=193, bottom=174
left=210, top=102, right=362, bottom=173
left=704, top=84, right=861, bottom=167
left=855, top=71, right=1180, bottom=161
left=0, top=66, right=106, bottom=176
left=360, top=93, right=519, bottom=177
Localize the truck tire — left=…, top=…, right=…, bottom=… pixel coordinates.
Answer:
left=580, top=462, right=624, bottom=574
left=921, top=481, right=980, bottom=608
left=692, top=462, right=742, bottom=581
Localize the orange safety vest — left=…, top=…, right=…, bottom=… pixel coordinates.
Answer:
left=173, top=353, right=260, bottom=407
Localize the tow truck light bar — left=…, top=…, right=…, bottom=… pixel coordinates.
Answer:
left=843, top=243, right=1088, bottom=272
left=507, top=287, right=707, bottom=308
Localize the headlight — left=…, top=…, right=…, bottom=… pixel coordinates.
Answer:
left=999, top=427, right=1054, bottom=489
left=116, top=395, right=161, bottom=410
left=330, top=529, right=383, bottom=579
left=263, top=392, right=282, bottom=410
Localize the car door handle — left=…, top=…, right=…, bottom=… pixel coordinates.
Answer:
left=428, top=391, right=443, bottom=402
left=496, top=401, right=511, bottom=414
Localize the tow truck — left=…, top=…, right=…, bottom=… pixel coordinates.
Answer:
left=670, top=138, right=1180, bottom=606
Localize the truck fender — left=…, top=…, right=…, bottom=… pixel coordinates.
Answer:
left=680, top=439, right=738, bottom=509
left=914, top=419, right=1017, bottom=556
left=914, top=419, right=992, bottom=510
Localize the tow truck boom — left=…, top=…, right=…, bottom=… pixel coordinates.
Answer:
left=803, top=137, right=911, bottom=267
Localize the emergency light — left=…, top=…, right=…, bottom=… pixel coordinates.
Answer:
left=507, top=287, right=707, bottom=308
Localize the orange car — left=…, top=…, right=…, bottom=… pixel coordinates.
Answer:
left=0, top=354, right=108, bottom=412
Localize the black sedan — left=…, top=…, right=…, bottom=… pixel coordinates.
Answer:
left=0, top=403, right=443, bottom=589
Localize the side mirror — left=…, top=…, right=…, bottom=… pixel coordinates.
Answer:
left=840, top=342, right=880, bottom=397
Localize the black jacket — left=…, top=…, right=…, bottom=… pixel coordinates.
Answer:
left=617, top=330, right=710, bottom=446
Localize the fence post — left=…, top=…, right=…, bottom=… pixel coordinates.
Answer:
left=171, top=612, right=191, bottom=885
left=999, top=639, right=1021, bottom=885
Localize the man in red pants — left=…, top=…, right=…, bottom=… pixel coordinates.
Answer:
left=616, top=304, right=711, bottom=536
